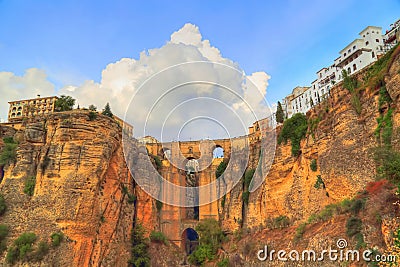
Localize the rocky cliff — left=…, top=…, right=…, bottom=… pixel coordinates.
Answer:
left=0, top=111, right=136, bottom=266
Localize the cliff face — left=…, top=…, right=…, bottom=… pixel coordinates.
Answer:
left=221, top=48, right=400, bottom=231
left=0, top=111, right=135, bottom=266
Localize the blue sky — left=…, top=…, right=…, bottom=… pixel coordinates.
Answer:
left=0, top=0, right=399, bottom=116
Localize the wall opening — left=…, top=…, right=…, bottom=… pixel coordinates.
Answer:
left=160, top=148, right=171, bottom=160
left=0, top=166, right=3, bottom=183
left=181, top=228, right=199, bottom=255
left=185, top=157, right=199, bottom=220
left=212, top=145, right=224, bottom=158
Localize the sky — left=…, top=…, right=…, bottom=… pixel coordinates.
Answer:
left=0, top=0, right=399, bottom=139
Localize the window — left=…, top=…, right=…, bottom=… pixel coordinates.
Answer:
left=372, top=31, right=375, bottom=33
left=372, top=51, right=375, bottom=58
left=376, top=39, right=379, bottom=43
left=348, top=49, right=351, bottom=53
left=344, top=53, right=347, bottom=56
left=347, top=67, right=351, bottom=74
left=353, top=45, right=356, bottom=50
left=365, top=41, right=369, bottom=46
left=353, top=64, right=357, bottom=71
left=366, top=32, right=369, bottom=35
left=363, top=35, right=365, bottom=37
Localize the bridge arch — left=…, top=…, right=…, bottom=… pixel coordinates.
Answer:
left=181, top=228, right=199, bottom=255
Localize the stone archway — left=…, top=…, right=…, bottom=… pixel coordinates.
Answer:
left=181, top=228, right=199, bottom=255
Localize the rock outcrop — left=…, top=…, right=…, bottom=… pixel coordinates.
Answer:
left=0, top=111, right=135, bottom=266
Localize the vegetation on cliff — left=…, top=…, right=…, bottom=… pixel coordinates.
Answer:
left=0, top=137, right=17, bottom=166
left=188, top=219, right=225, bottom=266
left=129, top=223, right=150, bottom=267
left=55, top=95, right=75, bottom=111
left=275, top=101, right=285, bottom=123
left=0, top=194, right=6, bottom=216
left=277, top=113, right=308, bottom=156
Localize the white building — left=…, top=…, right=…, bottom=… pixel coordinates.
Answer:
left=283, top=86, right=310, bottom=118
left=336, top=26, right=385, bottom=76
left=384, top=18, right=400, bottom=48
left=283, top=21, right=398, bottom=119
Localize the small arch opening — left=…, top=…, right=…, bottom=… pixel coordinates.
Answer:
left=182, top=228, right=199, bottom=255
left=213, top=145, right=224, bottom=158
left=160, top=148, right=171, bottom=160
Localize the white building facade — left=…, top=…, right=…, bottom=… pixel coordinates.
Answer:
left=283, top=21, right=398, bottom=119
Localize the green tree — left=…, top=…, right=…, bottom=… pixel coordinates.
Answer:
left=55, top=95, right=75, bottom=111
left=88, top=104, right=97, bottom=111
left=129, top=223, right=150, bottom=267
left=277, top=113, right=308, bottom=156
left=102, top=103, right=113, bottom=118
left=275, top=101, right=285, bottom=123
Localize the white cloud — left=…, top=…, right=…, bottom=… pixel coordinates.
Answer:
left=1, top=24, right=272, bottom=140
left=0, top=68, right=55, bottom=122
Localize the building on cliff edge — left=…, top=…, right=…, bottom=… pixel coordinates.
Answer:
left=283, top=19, right=400, bottom=118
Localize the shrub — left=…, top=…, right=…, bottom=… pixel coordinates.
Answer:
left=221, top=195, right=226, bottom=209
left=32, top=241, right=49, bottom=261
left=310, top=159, right=317, bottom=172
left=0, top=224, right=9, bottom=253
left=6, top=246, right=18, bottom=264
left=349, top=199, right=365, bottom=215
left=355, top=233, right=366, bottom=249
left=373, top=148, right=400, bottom=183
left=88, top=104, right=97, bottom=111
left=129, top=223, right=150, bottom=267
left=88, top=111, right=97, bottom=121
left=242, top=190, right=250, bottom=205
left=346, top=217, right=362, bottom=237
left=127, top=193, right=136, bottom=204
left=278, top=113, right=308, bottom=156
left=14, top=232, right=37, bottom=247
left=215, top=160, right=228, bottom=178
left=153, top=155, right=162, bottom=170
left=294, top=223, right=307, bottom=241
left=0, top=138, right=18, bottom=166
left=149, top=231, right=168, bottom=245
left=314, top=175, right=325, bottom=189
left=6, top=232, right=38, bottom=262
left=50, top=232, right=64, bottom=247
left=244, top=169, right=255, bottom=189
left=0, top=194, right=6, bottom=216
left=375, top=108, right=393, bottom=146
left=23, top=176, right=36, bottom=196
left=40, top=156, right=51, bottom=172
left=188, top=244, right=214, bottom=266
left=217, top=258, right=229, bottom=267
left=195, top=219, right=225, bottom=255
